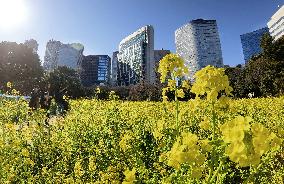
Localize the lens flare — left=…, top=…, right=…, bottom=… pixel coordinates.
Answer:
left=0, top=0, right=28, bottom=30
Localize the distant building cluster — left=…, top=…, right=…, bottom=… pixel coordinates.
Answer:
left=38, top=4, right=283, bottom=87
left=240, top=5, right=284, bottom=63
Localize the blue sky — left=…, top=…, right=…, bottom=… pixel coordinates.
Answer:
left=0, top=0, right=283, bottom=66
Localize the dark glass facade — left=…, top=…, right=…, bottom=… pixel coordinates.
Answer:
left=78, top=55, right=111, bottom=87
left=240, top=27, right=269, bottom=63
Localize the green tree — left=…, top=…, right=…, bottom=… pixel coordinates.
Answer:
left=128, top=82, right=162, bottom=101
left=242, top=34, right=284, bottom=97
left=261, top=33, right=284, bottom=61
left=0, top=41, right=44, bottom=95
left=46, top=66, right=85, bottom=98
left=225, top=65, right=248, bottom=98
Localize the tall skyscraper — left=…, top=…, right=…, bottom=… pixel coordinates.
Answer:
left=110, top=51, right=119, bottom=86
left=117, top=25, right=155, bottom=86
left=268, top=5, right=284, bottom=41
left=43, top=40, right=84, bottom=71
left=240, top=27, right=269, bottom=63
left=78, top=55, right=111, bottom=87
left=175, top=19, right=223, bottom=81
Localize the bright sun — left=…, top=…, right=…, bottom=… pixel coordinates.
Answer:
left=0, top=0, right=28, bottom=30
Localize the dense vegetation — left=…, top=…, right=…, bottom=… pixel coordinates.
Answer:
left=0, top=63, right=283, bottom=183
left=0, top=35, right=283, bottom=183
left=225, top=34, right=284, bottom=98
left=0, top=41, right=44, bottom=94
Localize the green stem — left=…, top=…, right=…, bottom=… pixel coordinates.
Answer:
left=175, top=87, right=179, bottom=133
left=211, top=102, right=217, bottom=168
left=208, top=101, right=220, bottom=184
left=244, top=150, right=276, bottom=184
left=212, top=102, right=216, bottom=141
left=209, top=161, right=223, bottom=183
left=207, top=168, right=213, bottom=184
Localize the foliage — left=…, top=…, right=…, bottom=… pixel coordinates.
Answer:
left=0, top=41, right=44, bottom=95
left=46, top=66, right=86, bottom=98
left=128, top=82, right=162, bottom=101
left=158, top=53, right=188, bottom=83
left=261, top=33, right=284, bottom=61
left=0, top=43, right=283, bottom=183
left=226, top=35, right=284, bottom=98
left=0, top=86, right=283, bottom=183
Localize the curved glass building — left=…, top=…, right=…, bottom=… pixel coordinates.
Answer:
left=175, top=19, right=223, bottom=81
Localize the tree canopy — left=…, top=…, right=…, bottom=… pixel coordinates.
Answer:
left=46, top=66, right=85, bottom=98
left=0, top=41, right=44, bottom=95
left=226, top=35, right=284, bottom=98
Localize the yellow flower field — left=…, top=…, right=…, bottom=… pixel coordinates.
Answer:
left=0, top=96, right=283, bottom=183
left=0, top=64, right=283, bottom=183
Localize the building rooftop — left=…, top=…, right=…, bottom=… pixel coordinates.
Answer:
left=175, top=19, right=218, bottom=33
left=119, top=25, right=153, bottom=46
left=190, top=19, right=216, bottom=24
left=268, top=5, right=284, bottom=27
left=271, top=5, right=284, bottom=20
left=240, top=27, right=269, bottom=37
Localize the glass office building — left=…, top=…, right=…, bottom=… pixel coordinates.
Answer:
left=78, top=55, right=111, bottom=87
left=240, top=27, right=269, bottom=63
left=117, top=25, right=155, bottom=86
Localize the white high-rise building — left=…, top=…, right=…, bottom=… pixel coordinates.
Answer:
left=175, top=19, right=223, bottom=81
left=117, top=25, right=155, bottom=86
left=268, top=5, right=284, bottom=41
left=44, top=40, right=84, bottom=71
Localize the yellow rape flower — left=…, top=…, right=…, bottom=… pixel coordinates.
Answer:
left=199, top=117, right=210, bottom=130
left=168, top=79, right=176, bottom=90
left=6, top=81, right=12, bottom=88
left=191, top=165, right=205, bottom=179
left=21, top=148, right=29, bottom=157
left=119, top=132, right=133, bottom=152
left=270, top=133, right=282, bottom=148
left=225, top=141, right=247, bottom=164
left=122, top=168, right=136, bottom=184
left=181, top=132, right=198, bottom=147
left=221, top=116, right=252, bottom=143
left=89, top=156, right=96, bottom=172
left=158, top=54, right=188, bottom=83
left=176, top=89, right=185, bottom=98
left=182, top=80, right=191, bottom=90
left=199, top=139, right=212, bottom=152
left=74, top=160, right=84, bottom=178
left=191, top=65, right=232, bottom=101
